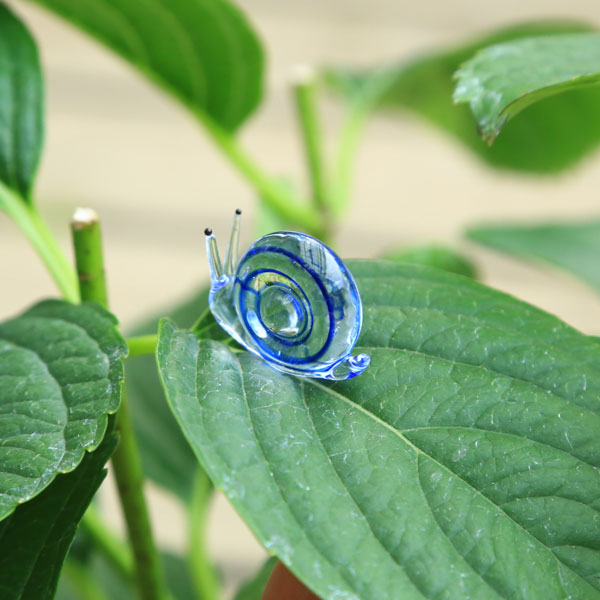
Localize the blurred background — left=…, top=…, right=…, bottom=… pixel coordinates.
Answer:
left=2, top=0, right=600, bottom=596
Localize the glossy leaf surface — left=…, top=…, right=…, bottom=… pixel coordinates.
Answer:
left=454, top=33, right=600, bottom=142
left=0, top=433, right=117, bottom=600
left=158, top=260, right=600, bottom=600
left=467, top=220, right=600, bottom=293
left=0, top=3, right=43, bottom=201
left=326, top=22, right=600, bottom=173
left=0, top=300, right=126, bottom=520
left=30, top=0, right=264, bottom=131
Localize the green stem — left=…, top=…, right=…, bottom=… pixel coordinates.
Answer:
left=0, top=182, right=79, bottom=302
left=191, top=305, right=212, bottom=335
left=71, top=208, right=108, bottom=305
left=291, top=65, right=329, bottom=221
left=188, top=470, right=219, bottom=600
left=81, top=505, right=134, bottom=579
left=112, top=389, right=169, bottom=600
left=333, top=69, right=396, bottom=216
left=196, top=112, right=325, bottom=238
left=333, top=101, right=369, bottom=217
left=127, top=334, right=158, bottom=357
left=71, top=209, right=168, bottom=600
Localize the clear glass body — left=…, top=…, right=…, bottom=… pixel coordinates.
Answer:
left=205, top=212, right=370, bottom=381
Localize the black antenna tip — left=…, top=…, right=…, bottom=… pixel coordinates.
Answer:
left=204, top=228, right=212, bottom=236
left=235, top=208, right=242, bottom=215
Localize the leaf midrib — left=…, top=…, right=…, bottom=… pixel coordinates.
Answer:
left=0, top=337, right=69, bottom=502
left=231, top=344, right=573, bottom=599
left=0, top=314, right=110, bottom=518
left=299, top=381, right=461, bottom=600
left=307, top=379, right=596, bottom=597
left=1, top=325, right=110, bottom=425
left=230, top=341, right=600, bottom=468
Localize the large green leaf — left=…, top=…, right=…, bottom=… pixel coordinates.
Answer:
left=467, top=220, right=600, bottom=293
left=454, top=33, right=600, bottom=142
left=0, top=299, right=126, bottom=520
left=158, top=260, right=600, bottom=599
left=0, top=2, right=43, bottom=201
left=326, top=22, right=600, bottom=173
left=28, top=0, right=263, bottom=131
left=0, top=432, right=117, bottom=600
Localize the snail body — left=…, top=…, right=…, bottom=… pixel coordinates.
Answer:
left=205, top=211, right=369, bottom=381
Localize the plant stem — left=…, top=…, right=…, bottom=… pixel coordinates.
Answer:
left=71, top=208, right=168, bottom=600
left=290, top=65, right=329, bottom=221
left=333, top=69, right=396, bottom=216
left=112, top=389, right=169, bottom=600
left=127, top=334, right=158, bottom=357
left=191, top=305, right=212, bottom=335
left=195, top=112, right=325, bottom=238
left=71, top=208, right=108, bottom=305
left=0, top=182, right=79, bottom=302
left=81, top=505, right=134, bottom=579
left=188, top=469, right=219, bottom=600
left=333, top=101, right=369, bottom=217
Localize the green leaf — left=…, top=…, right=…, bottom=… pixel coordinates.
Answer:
left=233, top=557, right=277, bottom=600
left=29, top=0, right=264, bottom=131
left=383, top=244, right=477, bottom=278
left=0, top=432, right=117, bottom=600
left=466, top=220, right=600, bottom=293
left=158, top=260, right=600, bottom=600
left=454, top=33, right=600, bottom=142
left=0, top=2, right=43, bottom=201
left=126, top=287, right=210, bottom=500
left=0, top=299, right=126, bottom=520
left=326, top=22, right=600, bottom=173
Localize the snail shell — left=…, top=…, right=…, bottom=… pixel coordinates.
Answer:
left=205, top=211, right=370, bottom=381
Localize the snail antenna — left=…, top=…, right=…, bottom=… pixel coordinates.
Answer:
left=205, top=227, right=224, bottom=282
left=224, top=209, right=242, bottom=276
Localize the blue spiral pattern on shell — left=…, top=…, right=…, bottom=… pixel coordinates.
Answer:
left=233, top=232, right=362, bottom=375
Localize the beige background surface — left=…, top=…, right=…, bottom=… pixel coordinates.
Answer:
left=3, top=0, right=600, bottom=596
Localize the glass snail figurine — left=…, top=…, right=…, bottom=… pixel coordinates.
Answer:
left=204, top=210, right=370, bottom=381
